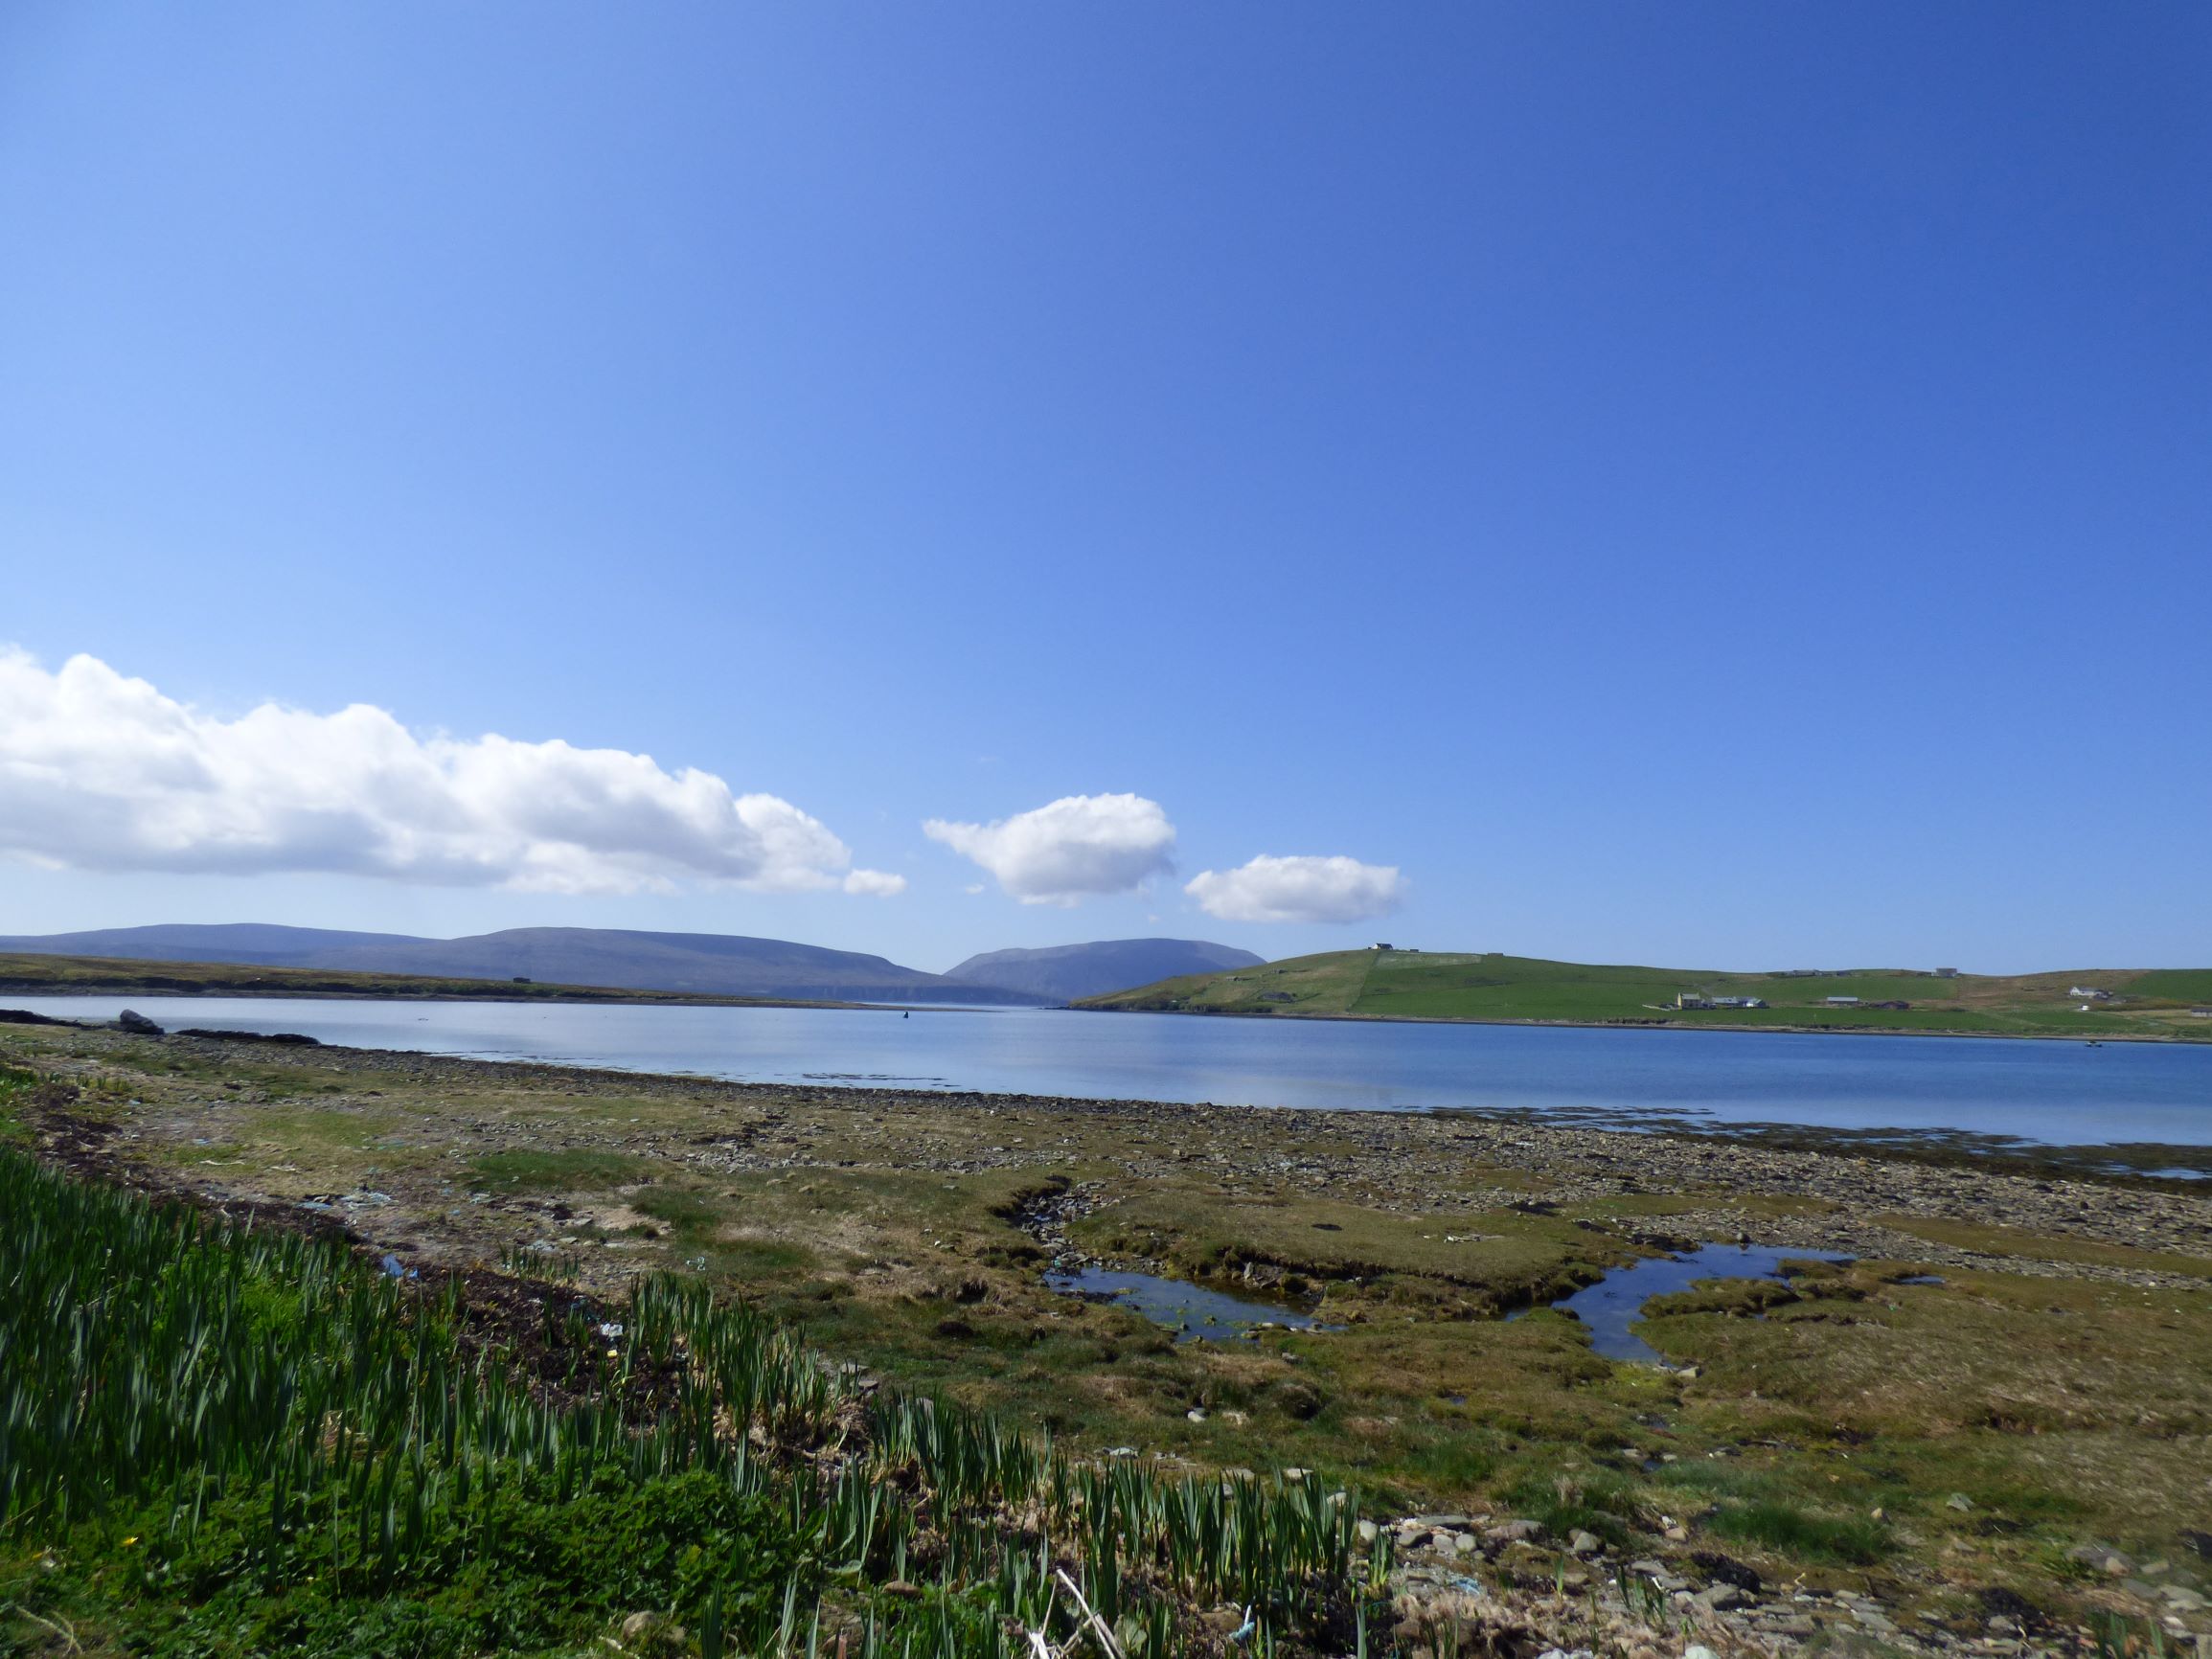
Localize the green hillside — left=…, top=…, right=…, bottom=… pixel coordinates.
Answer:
left=1078, top=949, right=2212, bottom=1039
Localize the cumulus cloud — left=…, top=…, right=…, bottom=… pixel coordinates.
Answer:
left=841, top=868, right=906, bottom=897
left=1184, top=853, right=1404, bottom=924
left=923, top=792, right=1175, bottom=905
left=0, top=649, right=891, bottom=897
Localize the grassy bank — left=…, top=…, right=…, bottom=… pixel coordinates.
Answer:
left=1078, top=951, right=2212, bottom=1041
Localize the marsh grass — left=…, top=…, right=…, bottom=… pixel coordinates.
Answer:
left=1704, top=1500, right=1889, bottom=1564
left=0, top=1135, right=1384, bottom=1657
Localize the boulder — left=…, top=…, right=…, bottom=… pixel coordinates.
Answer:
left=117, top=1009, right=164, bottom=1035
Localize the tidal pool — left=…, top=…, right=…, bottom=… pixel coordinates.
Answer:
left=1046, top=1266, right=1332, bottom=1343
left=1537, top=1242, right=1855, bottom=1363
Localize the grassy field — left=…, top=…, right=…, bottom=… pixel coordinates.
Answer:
left=0, top=950, right=850, bottom=1009
left=4, top=1021, right=2208, bottom=1653
left=1078, top=950, right=2212, bottom=1040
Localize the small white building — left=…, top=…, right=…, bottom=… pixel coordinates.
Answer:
left=1825, top=995, right=1860, bottom=1007
left=2068, top=986, right=2112, bottom=1001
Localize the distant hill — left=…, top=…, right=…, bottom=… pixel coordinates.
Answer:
left=945, top=938, right=1265, bottom=1004
left=1077, top=948, right=2212, bottom=1040
left=0, top=924, right=1049, bottom=1006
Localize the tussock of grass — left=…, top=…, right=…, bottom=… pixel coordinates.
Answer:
left=470, top=1148, right=651, bottom=1193
left=1705, top=1499, right=1889, bottom=1564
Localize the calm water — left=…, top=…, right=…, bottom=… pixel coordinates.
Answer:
left=10, top=996, right=2211, bottom=1148
left=1538, top=1243, right=1855, bottom=1362
left=1045, top=1267, right=1330, bottom=1343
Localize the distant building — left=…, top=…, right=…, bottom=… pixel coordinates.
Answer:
left=2191, top=1009, right=2212, bottom=1019
left=1676, top=991, right=1715, bottom=1010
left=1825, top=995, right=1860, bottom=1007
left=1369, top=943, right=1395, bottom=951
left=2068, top=986, right=2112, bottom=1001
left=1933, top=966, right=1959, bottom=979
left=1713, top=995, right=1767, bottom=1010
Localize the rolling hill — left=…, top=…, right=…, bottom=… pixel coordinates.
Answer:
left=1077, top=948, right=2212, bottom=1039
left=944, top=938, right=1264, bottom=1003
left=0, top=924, right=1049, bottom=1006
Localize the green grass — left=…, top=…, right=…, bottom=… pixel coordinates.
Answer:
left=2129, top=969, right=2212, bottom=1004
left=0, top=1145, right=1385, bottom=1659
left=1704, top=1499, right=1890, bottom=1564
left=1081, top=950, right=2212, bottom=1039
left=469, top=1148, right=653, bottom=1193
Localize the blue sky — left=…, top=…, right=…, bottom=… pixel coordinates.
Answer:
left=1, top=4, right=2206, bottom=973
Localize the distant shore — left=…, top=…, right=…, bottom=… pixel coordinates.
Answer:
left=1075, top=1001, right=2212, bottom=1045
left=0, top=982, right=868, bottom=1010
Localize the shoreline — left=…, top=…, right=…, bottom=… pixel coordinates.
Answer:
left=11, top=1014, right=2209, bottom=1183
left=9, top=999, right=2202, bottom=1185
left=1076, top=1001, right=2212, bottom=1045
left=0, top=985, right=1010, bottom=1012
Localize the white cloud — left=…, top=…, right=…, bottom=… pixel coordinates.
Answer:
left=1184, top=853, right=1404, bottom=924
left=924, top=792, right=1175, bottom=906
left=841, top=868, right=906, bottom=897
left=0, top=649, right=881, bottom=897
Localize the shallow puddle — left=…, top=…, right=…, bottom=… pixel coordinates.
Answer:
left=1534, top=1242, right=1854, bottom=1363
left=1046, top=1266, right=1331, bottom=1342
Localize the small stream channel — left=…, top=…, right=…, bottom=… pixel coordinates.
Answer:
left=1532, top=1242, right=1856, bottom=1362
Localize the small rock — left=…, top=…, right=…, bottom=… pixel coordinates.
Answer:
left=1567, top=1529, right=1603, bottom=1556
left=1664, top=1525, right=1690, bottom=1542
left=1186, top=1408, right=1208, bottom=1423
left=1685, top=1646, right=1722, bottom=1659
left=1697, top=1583, right=1748, bottom=1611
left=2067, top=1545, right=2136, bottom=1577
left=1947, top=1492, right=1974, bottom=1511
left=1356, top=1519, right=1380, bottom=1544
left=1487, top=1517, right=1547, bottom=1543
